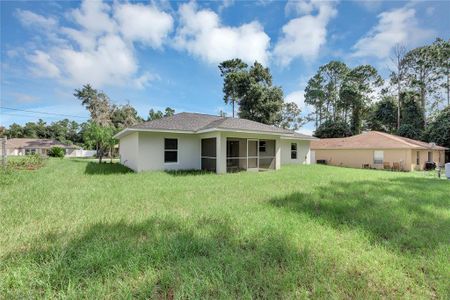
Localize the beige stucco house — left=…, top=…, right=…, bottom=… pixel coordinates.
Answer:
left=114, top=112, right=316, bottom=173
left=311, top=131, right=447, bottom=171
left=5, top=138, right=81, bottom=157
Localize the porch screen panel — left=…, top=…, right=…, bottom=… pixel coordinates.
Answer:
left=201, top=138, right=216, bottom=172
left=227, top=138, right=247, bottom=172
left=259, top=140, right=275, bottom=170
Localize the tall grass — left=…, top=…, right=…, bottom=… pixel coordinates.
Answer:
left=1, top=159, right=449, bottom=298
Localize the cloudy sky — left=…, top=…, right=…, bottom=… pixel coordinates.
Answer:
left=1, top=0, right=449, bottom=134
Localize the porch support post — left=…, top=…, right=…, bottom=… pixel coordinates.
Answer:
left=275, top=137, right=281, bottom=170
left=216, top=132, right=226, bottom=174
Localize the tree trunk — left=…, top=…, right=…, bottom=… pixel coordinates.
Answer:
left=232, top=100, right=235, bottom=118
left=397, top=83, right=401, bottom=129
left=420, top=86, right=426, bottom=127
left=447, top=72, right=449, bottom=106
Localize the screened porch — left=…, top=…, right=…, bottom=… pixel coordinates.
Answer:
left=225, top=138, right=276, bottom=173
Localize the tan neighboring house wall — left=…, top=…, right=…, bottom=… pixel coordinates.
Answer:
left=314, top=149, right=410, bottom=171
left=411, top=149, right=446, bottom=171
left=314, top=148, right=446, bottom=171
left=311, top=131, right=447, bottom=172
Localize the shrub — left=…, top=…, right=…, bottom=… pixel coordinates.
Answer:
left=7, top=154, right=45, bottom=170
left=48, top=147, right=65, bottom=158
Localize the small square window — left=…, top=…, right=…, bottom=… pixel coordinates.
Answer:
left=164, top=151, right=177, bottom=163
left=165, top=138, right=178, bottom=150
left=259, top=141, right=266, bottom=153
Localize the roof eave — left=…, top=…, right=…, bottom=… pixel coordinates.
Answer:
left=114, top=128, right=196, bottom=139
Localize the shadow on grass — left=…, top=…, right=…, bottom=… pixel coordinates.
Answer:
left=2, top=216, right=339, bottom=298
left=270, top=177, right=450, bottom=254
left=84, top=162, right=133, bottom=175
left=164, top=169, right=215, bottom=177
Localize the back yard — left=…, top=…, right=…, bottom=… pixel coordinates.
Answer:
left=1, top=159, right=449, bottom=299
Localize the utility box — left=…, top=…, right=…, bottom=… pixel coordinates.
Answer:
left=445, top=163, right=450, bottom=179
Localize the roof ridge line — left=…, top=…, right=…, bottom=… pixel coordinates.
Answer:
left=372, top=131, right=422, bottom=148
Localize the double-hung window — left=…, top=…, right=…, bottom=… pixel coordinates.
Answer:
left=164, top=138, right=178, bottom=163
left=291, top=143, right=297, bottom=159
left=373, top=150, right=384, bottom=164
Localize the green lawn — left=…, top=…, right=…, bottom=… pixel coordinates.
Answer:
left=1, top=159, right=449, bottom=299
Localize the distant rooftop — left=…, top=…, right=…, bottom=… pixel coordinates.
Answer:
left=311, top=131, right=447, bottom=150
left=6, top=138, right=79, bottom=149
left=125, top=112, right=315, bottom=139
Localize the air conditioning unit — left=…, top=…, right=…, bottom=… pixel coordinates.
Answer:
left=445, top=163, right=450, bottom=179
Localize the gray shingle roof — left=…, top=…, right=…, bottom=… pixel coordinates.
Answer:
left=129, top=112, right=314, bottom=139
left=131, top=112, right=221, bottom=132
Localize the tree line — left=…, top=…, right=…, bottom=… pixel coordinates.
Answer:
left=303, top=38, right=449, bottom=145
left=2, top=38, right=449, bottom=156
left=1, top=84, right=176, bottom=162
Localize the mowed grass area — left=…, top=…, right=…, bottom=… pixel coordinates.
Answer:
left=1, top=159, right=449, bottom=299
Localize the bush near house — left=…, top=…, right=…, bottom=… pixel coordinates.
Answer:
left=6, top=154, right=45, bottom=170
left=47, top=146, right=65, bottom=158
left=1, top=159, right=449, bottom=298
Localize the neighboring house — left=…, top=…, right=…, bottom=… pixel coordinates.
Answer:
left=311, top=131, right=447, bottom=171
left=114, top=112, right=316, bottom=173
left=5, top=138, right=88, bottom=157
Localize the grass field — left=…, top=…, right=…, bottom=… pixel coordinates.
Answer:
left=1, top=159, right=449, bottom=299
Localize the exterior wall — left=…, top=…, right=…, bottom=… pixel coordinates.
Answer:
left=411, top=149, right=446, bottom=170
left=119, top=132, right=139, bottom=171
left=137, top=132, right=200, bottom=172
left=280, top=140, right=311, bottom=165
left=118, top=130, right=312, bottom=173
left=314, top=149, right=411, bottom=171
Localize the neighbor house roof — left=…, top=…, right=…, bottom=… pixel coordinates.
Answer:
left=311, top=131, right=447, bottom=150
left=6, top=138, right=79, bottom=149
left=115, top=112, right=316, bottom=140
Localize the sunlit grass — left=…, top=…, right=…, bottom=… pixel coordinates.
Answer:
left=1, top=159, right=449, bottom=298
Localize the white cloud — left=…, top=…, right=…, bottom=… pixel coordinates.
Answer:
left=16, top=0, right=173, bottom=88
left=115, top=2, right=173, bottom=47
left=285, top=90, right=305, bottom=108
left=70, top=0, right=115, bottom=34
left=353, top=0, right=382, bottom=12
left=11, top=92, right=39, bottom=104
left=58, top=35, right=138, bottom=87
left=352, top=7, right=434, bottom=59
left=27, top=50, right=61, bottom=78
left=16, top=9, right=58, bottom=30
left=174, top=2, right=270, bottom=65
left=274, top=0, right=337, bottom=66
left=219, top=0, right=235, bottom=12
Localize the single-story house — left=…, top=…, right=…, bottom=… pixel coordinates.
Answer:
left=311, top=131, right=447, bottom=171
left=114, top=112, right=316, bottom=173
left=5, top=138, right=85, bottom=157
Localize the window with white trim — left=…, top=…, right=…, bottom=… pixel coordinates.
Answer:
left=164, top=138, right=178, bottom=163
left=291, top=143, right=297, bottom=159
left=373, top=150, right=384, bottom=164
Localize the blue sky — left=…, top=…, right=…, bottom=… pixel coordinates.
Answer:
left=1, top=0, right=449, bottom=134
